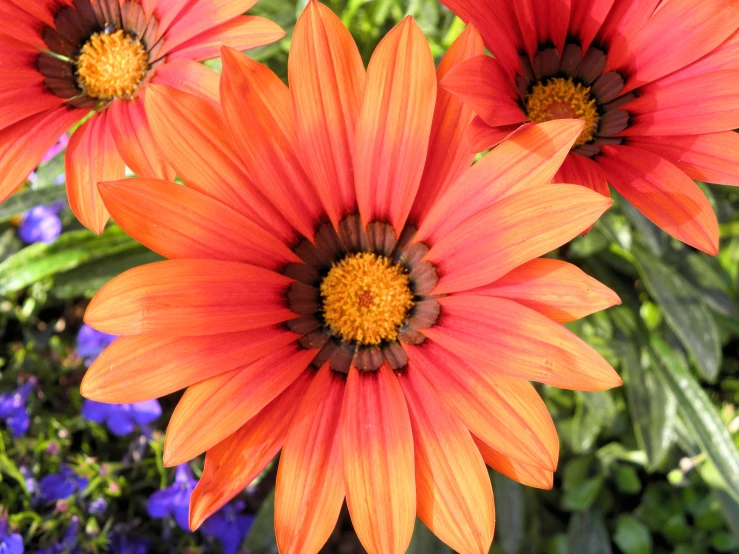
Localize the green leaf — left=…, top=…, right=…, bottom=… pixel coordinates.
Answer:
left=620, top=341, right=676, bottom=470
left=716, top=490, right=739, bottom=543
left=614, top=514, right=652, bottom=554
left=243, top=489, right=279, bottom=554
left=650, top=336, right=739, bottom=501
left=492, top=472, right=525, bottom=554
left=0, top=454, right=28, bottom=494
left=632, top=245, right=721, bottom=382
left=407, top=519, right=452, bottom=554
left=567, top=510, right=613, bottom=554
left=0, top=186, right=67, bottom=220
left=0, top=225, right=135, bottom=294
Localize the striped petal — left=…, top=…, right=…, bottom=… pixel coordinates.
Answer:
left=150, top=58, right=220, bottom=103
left=553, top=152, right=611, bottom=197
left=514, top=0, right=571, bottom=57
left=342, top=365, right=415, bottom=554
left=473, top=436, right=554, bottom=490
left=275, top=366, right=345, bottom=554
left=569, top=0, right=616, bottom=53
left=84, top=260, right=294, bottom=336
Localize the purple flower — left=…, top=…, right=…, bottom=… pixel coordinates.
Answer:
left=201, top=501, right=254, bottom=554
left=36, top=516, right=80, bottom=554
left=88, top=497, right=107, bottom=516
left=0, top=518, right=23, bottom=554
left=39, top=466, right=88, bottom=502
left=146, top=464, right=196, bottom=531
left=41, top=134, right=69, bottom=164
left=18, top=203, right=64, bottom=245
left=76, top=324, right=117, bottom=366
left=0, top=380, right=35, bottom=438
left=81, top=399, right=161, bottom=437
left=111, top=536, right=150, bottom=554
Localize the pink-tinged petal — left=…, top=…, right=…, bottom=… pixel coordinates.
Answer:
left=84, top=259, right=294, bottom=336
left=9, top=0, right=73, bottom=27
left=423, top=295, right=622, bottom=391
left=107, top=93, right=175, bottom=181
left=467, top=118, right=523, bottom=153
left=598, top=144, right=719, bottom=255
left=473, top=436, right=554, bottom=490
left=81, top=327, right=299, bottom=404
left=514, top=0, right=571, bottom=57
left=99, top=179, right=299, bottom=269
left=220, top=48, right=324, bottom=242
left=405, top=341, right=559, bottom=471
left=163, top=345, right=315, bottom=466
left=168, top=15, right=285, bottom=61
left=440, top=55, right=527, bottom=128
left=439, top=0, right=524, bottom=75
left=0, top=84, right=63, bottom=130
left=569, top=0, right=616, bottom=53
left=620, top=69, right=739, bottom=135
left=342, top=365, right=415, bottom=554
left=289, top=0, right=365, bottom=228
left=355, top=17, right=437, bottom=235
left=0, top=107, right=81, bottom=203
left=150, top=58, right=220, bottom=103
left=398, top=367, right=495, bottom=554
left=159, top=0, right=258, bottom=55
left=145, top=84, right=295, bottom=244
left=599, top=0, right=659, bottom=59
left=151, top=0, right=191, bottom=32
left=417, top=120, right=584, bottom=245
left=612, top=0, right=739, bottom=94
left=190, top=372, right=313, bottom=531
left=424, top=184, right=612, bottom=293
left=466, top=258, right=621, bottom=323
left=275, top=366, right=345, bottom=554
left=554, top=152, right=611, bottom=196
left=66, top=110, right=126, bottom=234
left=410, top=24, right=484, bottom=225
left=0, top=1, right=45, bottom=47
left=653, top=30, right=739, bottom=88
left=629, top=132, right=739, bottom=187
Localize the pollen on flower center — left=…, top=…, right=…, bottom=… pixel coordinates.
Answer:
left=320, top=252, right=415, bottom=346
left=76, top=29, right=149, bottom=101
left=525, top=77, right=600, bottom=147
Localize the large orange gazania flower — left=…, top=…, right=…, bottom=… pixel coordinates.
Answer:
left=440, top=0, right=739, bottom=255
left=81, top=3, right=622, bottom=553
left=0, top=0, right=283, bottom=232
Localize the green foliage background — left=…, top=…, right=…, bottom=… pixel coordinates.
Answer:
left=1, top=1, right=739, bottom=552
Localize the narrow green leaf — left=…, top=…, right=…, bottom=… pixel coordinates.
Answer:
left=492, top=472, right=525, bottom=554
left=650, top=336, right=739, bottom=501
left=243, top=489, right=279, bottom=554
left=632, top=245, right=721, bottom=382
left=716, top=490, right=739, bottom=543
left=567, top=510, right=613, bottom=554
left=0, top=186, right=67, bottom=220
left=0, top=454, right=28, bottom=494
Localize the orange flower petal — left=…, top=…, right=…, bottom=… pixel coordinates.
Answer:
left=569, top=0, right=616, bottom=53
left=342, top=365, right=415, bottom=554
left=99, top=178, right=298, bottom=269
left=465, top=258, right=620, bottom=323
left=405, top=342, right=559, bottom=471
left=220, top=47, right=324, bottom=241
left=411, top=24, right=484, bottom=224
left=473, top=435, right=554, bottom=490
left=84, top=259, right=294, bottom=336
left=275, top=366, right=345, bottom=554
left=0, top=106, right=81, bottom=204
left=467, top=117, right=522, bottom=153
left=289, top=0, right=365, bottom=227
left=190, top=371, right=313, bottom=530
left=598, top=144, right=719, bottom=255
left=66, top=110, right=125, bottom=234
left=399, top=367, right=495, bottom=554
left=355, top=17, right=437, bottom=235
left=513, top=0, right=570, bottom=57
left=107, top=92, right=176, bottom=181
left=168, top=16, right=285, bottom=61
left=144, top=83, right=295, bottom=243
left=80, top=326, right=298, bottom=403
left=425, top=184, right=612, bottom=293
left=423, top=295, right=622, bottom=391
left=164, top=345, right=315, bottom=466
left=553, top=152, right=611, bottom=197
left=0, top=84, right=62, bottom=130
left=416, top=120, right=585, bottom=245
left=599, top=0, right=659, bottom=57
left=150, top=58, right=220, bottom=103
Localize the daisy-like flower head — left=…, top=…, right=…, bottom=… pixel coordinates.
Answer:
left=440, top=0, right=739, bottom=255
left=0, top=0, right=285, bottom=233
left=81, top=2, right=622, bottom=553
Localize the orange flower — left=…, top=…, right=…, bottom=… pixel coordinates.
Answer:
left=0, top=0, right=284, bottom=232
left=440, top=0, right=739, bottom=255
left=81, top=3, right=621, bottom=553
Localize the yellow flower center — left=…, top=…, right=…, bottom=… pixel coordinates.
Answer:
left=525, top=77, right=600, bottom=147
left=320, top=252, right=415, bottom=345
left=76, top=30, right=149, bottom=101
